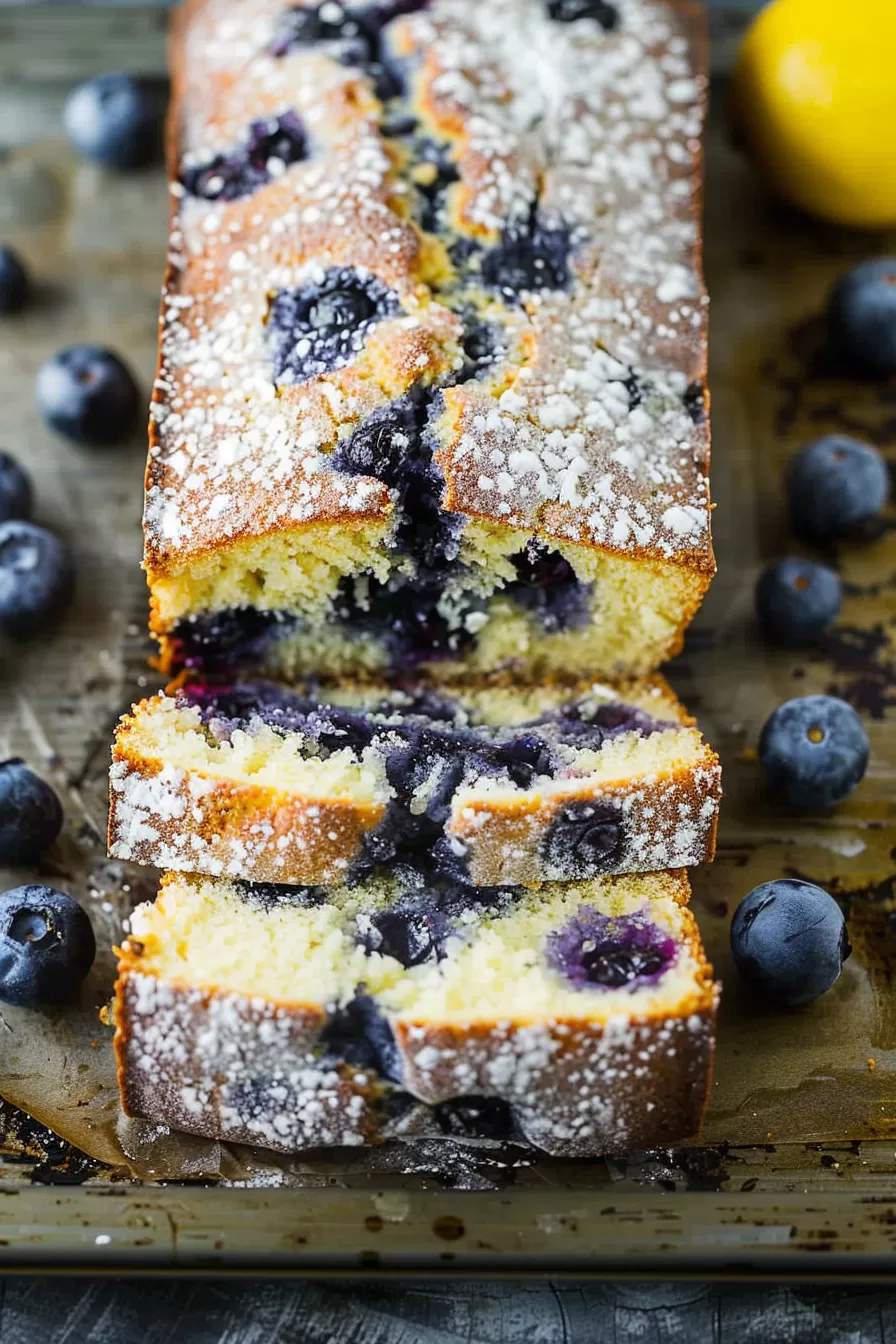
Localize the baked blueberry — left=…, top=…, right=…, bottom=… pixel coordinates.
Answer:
left=319, top=988, right=401, bottom=1080
left=507, top=540, right=591, bottom=633
left=0, top=884, right=96, bottom=1007
left=63, top=73, right=164, bottom=169
left=455, top=314, right=506, bottom=382
left=268, top=268, right=400, bottom=383
left=731, top=879, right=850, bottom=1007
left=233, top=880, right=327, bottom=911
left=755, top=557, right=843, bottom=643
left=0, top=522, right=74, bottom=638
left=0, top=760, right=63, bottom=867
left=540, top=800, right=622, bottom=878
left=36, top=345, right=140, bottom=445
left=270, top=3, right=372, bottom=61
left=407, top=136, right=460, bottom=230
left=827, top=259, right=896, bottom=379
left=0, top=451, right=33, bottom=523
left=385, top=726, right=468, bottom=822
left=335, top=568, right=474, bottom=663
left=758, top=694, right=869, bottom=810
left=358, top=905, right=449, bottom=966
left=786, top=435, right=889, bottom=544
left=481, top=215, right=573, bottom=301
left=0, top=247, right=30, bottom=316
left=330, top=396, right=420, bottom=485
left=547, top=907, right=676, bottom=990
left=546, top=0, right=619, bottom=29
left=477, top=732, right=555, bottom=788
left=270, top=1, right=429, bottom=94
left=170, top=607, right=289, bottom=671
left=181, top=112, right=309, bottom=201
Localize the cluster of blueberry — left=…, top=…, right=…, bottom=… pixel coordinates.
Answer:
left=732, top=260, right=896, bottom=1008
left=0, top=71, right=167, bottom=1007
left=0, top=74, right=151, bottom=646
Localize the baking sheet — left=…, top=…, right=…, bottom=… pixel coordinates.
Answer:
left=1, top=5, right=896, bottom=1198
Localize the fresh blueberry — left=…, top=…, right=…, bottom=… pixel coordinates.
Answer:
left=755, top=557, right=843, bottom=643
left=758, top=695, right=869, bottom=810
left=731, top=879, right=850, bottom=1007
left=0, top=247, right=30, bottom=316
left=540, top=800, right=622, bottom=878
left=786, top=435, right=889, bottom=544
left=268, top=268, right=400, bottom=384
left=507, top=540, right=591, bottom=633
left=0, top=451, right=33, bottom=523
left=0, top=760, right=63, bottom=866
left=181, top=112, right=309, bottom=201
left=0, top=884, right=96, bottom=1007
left=63, top=73, right=164, bottom=169
left=827, top=259, right=896, bottom=379
left=481, top=215, right=573, bottom=301
left=36, top=344, right=141, bottom=445
left=546, top=907, right=676, bottom=990
left=0, top=522, right=74, bottom=638
left=546, top=0, right=619, bottom=29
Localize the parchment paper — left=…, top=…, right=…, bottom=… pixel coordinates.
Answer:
left=1, top=20, right=895, bottom=1187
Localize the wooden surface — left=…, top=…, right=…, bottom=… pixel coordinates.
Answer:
left=2, top=1278, right=896, bottom=1343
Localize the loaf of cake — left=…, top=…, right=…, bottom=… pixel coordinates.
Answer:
left=115, top=868, right=718, bottom=1156
left=147, top=0, right=712, bottom=683
left=109, top=674, right=720, bottom=886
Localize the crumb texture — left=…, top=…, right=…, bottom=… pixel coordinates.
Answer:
left=108, top=675, right=720, bottom=884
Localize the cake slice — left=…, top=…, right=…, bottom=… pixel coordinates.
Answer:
left=109, top=675, right=721, bottom=886
left=114, top=869, right=718, bottom=1157
left=148, top=0, right=712, bottom=684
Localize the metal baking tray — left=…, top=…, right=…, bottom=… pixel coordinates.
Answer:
left=1, top=4, right=895, bottom=1277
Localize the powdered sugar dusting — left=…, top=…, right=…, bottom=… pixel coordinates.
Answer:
left=147, top=0, right=710, bottom=584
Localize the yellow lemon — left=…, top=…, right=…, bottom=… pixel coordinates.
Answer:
left=731, top=0, right=896, bottom=229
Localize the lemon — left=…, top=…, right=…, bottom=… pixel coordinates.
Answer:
left=731, top=0, right=896, bottom=229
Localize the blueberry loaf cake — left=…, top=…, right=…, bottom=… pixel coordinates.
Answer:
left=114, top=869, right=718, bottom=1156
left=109, top=675, right=720, bottom=886
left=147, top=0, right=712, bottom=683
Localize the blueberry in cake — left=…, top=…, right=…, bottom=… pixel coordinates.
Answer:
left=147, top=0, right=712, bottom=683
left=114, top=868, right=718, bottom=1156
left=109, top=675, right=721, bottom=886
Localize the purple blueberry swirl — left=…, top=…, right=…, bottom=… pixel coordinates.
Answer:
left=547, top=906, right=677, bottom=990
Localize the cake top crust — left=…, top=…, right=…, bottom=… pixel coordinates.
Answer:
left=147, top=0, right=711, bottom=578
